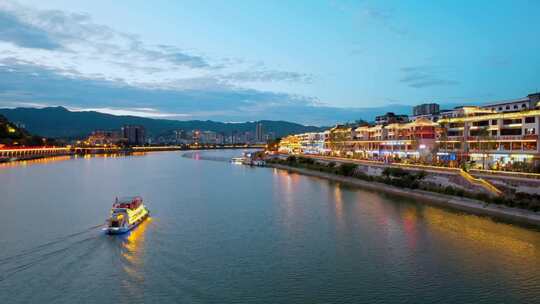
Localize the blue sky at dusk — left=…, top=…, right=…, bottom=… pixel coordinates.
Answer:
left=0, top=0, right=539, bottom=125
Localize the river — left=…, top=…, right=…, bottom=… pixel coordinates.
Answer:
left=0, top=150, right=539, bottom=303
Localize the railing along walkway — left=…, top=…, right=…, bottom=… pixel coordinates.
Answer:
left=297, top=154, right=503, bottom=196
left=458, top=170, right=503, bottom=197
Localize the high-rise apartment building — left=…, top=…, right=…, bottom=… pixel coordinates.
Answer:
left=121, top=125, right=146, bottom=146
left=255, top=123, right=265, bottom=142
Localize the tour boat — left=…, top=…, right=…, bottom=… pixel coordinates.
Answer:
left=230, top=157, right=246, bottom=164
left=104, top=196, right=150, bottom=234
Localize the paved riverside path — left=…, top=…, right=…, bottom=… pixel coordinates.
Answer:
left=295, top=154, right=504, bottom=196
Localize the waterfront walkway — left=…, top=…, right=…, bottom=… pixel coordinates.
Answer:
left=294, top=154, right=506, bottom=197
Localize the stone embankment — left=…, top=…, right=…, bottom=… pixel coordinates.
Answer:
left=299, top=155, right=503, bottom=196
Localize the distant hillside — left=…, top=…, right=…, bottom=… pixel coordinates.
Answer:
left=0, top=107, right=322, bottom=139
left=0, top=114, right=55, bottom=146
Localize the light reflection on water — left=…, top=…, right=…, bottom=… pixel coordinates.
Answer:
left=117, top=219, right=152, bottom=303
left=0, top=150, right=539, bottom=303
left=0, top=155, right=73, bottom=168
left=121, top=218, right=152, bottom=275
left=333, top=184, right=344, bottom=220
left=0, top=153, right=148, bottom=170
left=424, top=206, right=537, bottom=258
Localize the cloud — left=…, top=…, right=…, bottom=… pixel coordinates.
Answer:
left=407, top=79, right=459, bottom=88
left=0, top=1, right=324, bottom=124
left=0, top=1, right=216, bottom=71
left=0, top=59, right=413, bottom=125
left=70, top=107, right=191, bottom=118
left=220, top=70, right=313, bottom=83
left=399, top=66, right=459, bottom=88
left=357, top=5, right=411, bottom=38
left=360, top=7, right=392, bottom=21
left=0, top=10, right=61, bottom=49
left=0, top=60, right=315, bottom=117
left=0, top=1, right=312, bottom=92
left=130, top=42, right=212, bottom=69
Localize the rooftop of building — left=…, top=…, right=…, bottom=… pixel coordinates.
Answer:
left=482, top=97, right=530, bottom=107
left=355, top=118, right=437, bottom=131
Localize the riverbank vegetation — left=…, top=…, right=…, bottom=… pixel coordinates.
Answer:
left=267, top=156, right=540, bottom=212
left=0, top=115, right=56, bottom=147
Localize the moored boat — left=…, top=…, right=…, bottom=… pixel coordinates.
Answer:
left=104, top=196, right=150, bottom=234
left=230, top=157, right=246, bottom=164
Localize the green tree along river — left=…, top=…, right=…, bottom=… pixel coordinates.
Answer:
left=0, top=150, right=539, bottom=303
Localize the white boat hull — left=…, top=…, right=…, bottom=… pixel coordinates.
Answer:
left=104, top=211, right=149, bottom=235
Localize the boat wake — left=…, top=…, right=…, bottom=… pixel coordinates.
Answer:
left=181, top=150, right=259, bottom=163
left=181, top=151, right=231, bottom=162
left=0, top=223, right=104, bottom=283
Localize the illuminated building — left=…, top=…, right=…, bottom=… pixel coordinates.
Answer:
left=439, top=106, right=495, bottom=119
left=255, top=123, right=265, bottom=143
left=174, top=130, right=188, bottom=144
left=413, top=103, right=440, bottom=116
left=87, top=130, right=122, bottom=146
left=481, top=92, right=540, bottom=113
left=277, top=92, right=540, bottom=168
left=327, top=125, right=356, bottom=156
left=297, top=131, right=330, bottom=154
left=351, top=118, right=439, bottom=158
left=280, top=119, right=438, bottom=159
left=437, top=107, right=540, bottom=166
left=411, top=103, right=442, bottom=122
left=121, top=125, right=146, bottom=146
left=278, top=135, right=301, bottom=154
left=265, top=132, right=276, bottom=141
left=198, top=131, right=224, bottom=144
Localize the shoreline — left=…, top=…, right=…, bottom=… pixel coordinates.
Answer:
left=0, top=146, right=262, bottom=164
left=267, top=163, right=540, bottom=228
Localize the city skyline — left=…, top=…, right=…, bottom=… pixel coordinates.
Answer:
left=0, top=0, right=539, bottom=125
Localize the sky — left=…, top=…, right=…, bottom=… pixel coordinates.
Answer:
left=0, top=0, right=539, bottom=125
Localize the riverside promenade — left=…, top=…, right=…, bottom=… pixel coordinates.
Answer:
left=290, top=154, right=540, bottom=197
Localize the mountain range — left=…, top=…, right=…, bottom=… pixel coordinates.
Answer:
left=0, top=107, right=324, bottom=139
left=0, top=101, right=469, bottom=139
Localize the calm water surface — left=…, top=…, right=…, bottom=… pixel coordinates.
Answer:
left=1, top=150, right=539, bottom=303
